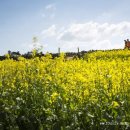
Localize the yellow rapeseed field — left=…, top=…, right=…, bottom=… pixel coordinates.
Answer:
left=0, top=50, right=130, bottom=130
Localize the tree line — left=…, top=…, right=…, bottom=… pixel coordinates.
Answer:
left=0, top=49, right=124, bottom=61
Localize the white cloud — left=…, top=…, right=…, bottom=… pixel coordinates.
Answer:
left=58, top=22, right=130, bottom=42
left=43, top=4, right=56, bottom=19
left=41, top=21, right=130, bottom=51
left=42, top=12, right=55, bottom=20
left=41, top=25, right=57, bottom=38
left=57, top=21, right=130, bottom=50
left=45, top=4, right=56, bottom=11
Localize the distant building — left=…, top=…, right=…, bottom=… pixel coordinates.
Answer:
left=124, top=39, right=130, bottom=49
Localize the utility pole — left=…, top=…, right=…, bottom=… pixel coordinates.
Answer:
left=77, top=47, right=79, bottom=54
left=58, top=47, right=60, bottom=54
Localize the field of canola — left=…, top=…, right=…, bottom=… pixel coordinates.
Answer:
left=0, top=50, right=130, bottom=130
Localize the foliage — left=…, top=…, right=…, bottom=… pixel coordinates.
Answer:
left=0, top=50, right=130, bottom=130
left=84, top=49, right=130, bottom=61
left=4, top=53, right=10, bottom=59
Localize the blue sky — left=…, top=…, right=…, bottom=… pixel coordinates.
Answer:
left=0, top=0, right=130, bottom=55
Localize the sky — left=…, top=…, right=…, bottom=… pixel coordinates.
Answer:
left=0, top=0, right=130, bottom=55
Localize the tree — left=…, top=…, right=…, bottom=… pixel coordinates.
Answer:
left=32, top=37, right=43, bottom=57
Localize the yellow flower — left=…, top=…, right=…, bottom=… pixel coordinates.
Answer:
left=51, top=92, right=59, bottom=101
left=112, top=101, right=120, bottom=108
